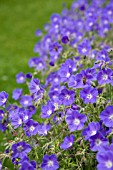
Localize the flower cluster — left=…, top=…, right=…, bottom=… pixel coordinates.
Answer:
left=0, top=0, right=113, bottom=169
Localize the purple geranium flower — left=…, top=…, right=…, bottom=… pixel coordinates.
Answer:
left=20, top=96, right=32, bottom=107
left=12, top=141, right=31, bottom=159
left=97, top=151, right=113, bottom=170
left=59, top=88, right=75, bottom=106
left=49, top=42, right=62, bottom=55
left=80, top=86, right=98, bottom=104
left=41, top=101, right=55, bottom=119
left=89, top=133, right=108, bottom=151
left=96, top=144, right=113, bottom=170
left=16, top=72, right=25, bottom=84
left=12, top=88, right=22, bottom=100
left=82, top=122, right=100, bottom=140
left=77, top=39, right=91, bottom=56
left=35, top=58, right=45, bottom=71
left=66, top=110, right=87, bottom=132
left=58, top=65, right=72, bottom=83
left=97, top=68, right=112, bottom=85
left=24, top=119, right=38, bottom=137
left=10, top=108, right=32, bottom=129
left=38, top=123, right=51, bottom=136
left=60, top=134, right=75, bottom=150
left=51, top=13, right=61, bottom=23
left=100, top=106, right=113, bottom=127
left=35, top=29, right=42, bottom=37
left=11, top=111, right=23, bottom=129
left=20, top=160, right=36, bottom=170
left=68, top=75, right=79, bottom=89
left=0, top=91, right=8, bottom=107
left=68, top=68, right=96, bottom=89
left=29, top=78, right=42, bottom=94
left=96, top=49, right=110, bottom=62
left=27, top=105, right=36, bottom=116
left=41, top=154, right=59, bottom=170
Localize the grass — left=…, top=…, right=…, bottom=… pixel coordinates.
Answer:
left=0, top=0, right=71, bottom=100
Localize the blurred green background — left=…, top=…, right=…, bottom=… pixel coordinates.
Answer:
left=0, top=0, right=71, bottom=100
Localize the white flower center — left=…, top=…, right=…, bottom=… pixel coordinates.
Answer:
left=47, top=110, right=52, bottom=115
left=24, top=115, right=28, bottom=121
left=73, top=67, right=77, bottom=72
left=18, top=119, right=22, bottom=125
left=53, top=17, right=58, bottom=22
left=89, top=22, right=93, bottom=26
left=54, top=88, right=58, bottom=91
left=82, top=48, right=87, bottom=53
left=78, top=35, right=82, bottom=40
left=68, top=142, right=73, bottom=147
left=17, top=146, right=23, bottom=152
left=65, top=95, right=70, bottom=100
left=38, top=63, right=43, bottom=67
left=54, top=78, right=59, bottom=82
left=30, top=125, right=35, bottom=132
left=2, top=98, right=7, bottom=103
left=103, top=74, right=108, bottom=80
left=24, top=100, right=29, bottom=105
left=95, top=139, right=102, bottom=146
left=36, top=85, right=40, bottom=91
left=74, top=118, right=80, bottom=125
left=87, top=94, right=92, bottom=100
left=44, top=130, right=47, bottom=135
left=53, top=95, right=57, bottom=99
left=66, top=72, right=70, bottom=78
left=109, top=114, right=113, bottom=120
left=20, top=77, right=24, bottom=81
left=108, top=10, right=112, bottom=15
left=101, top=54, right=105, bottom=59
left=90, top=130, right=96, bottom=136
left=104, top=20, right=108, bottom=24
left=48, top=160, right=54, bottom=167
left=105, top=160, right=113, bottom=168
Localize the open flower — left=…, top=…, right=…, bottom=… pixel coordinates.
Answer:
left=12, top=88, right=22, bottom=100
left=24, top=119, right=38, bottom=137
left=66, top=110, right=87, bottom=132
left=80, top=86, right=98, bottom=104
left=0, top=91, right=8, bottom=107
left=41, top=154, right=59, bottom=170
left=100, top=106, right=113, bottom=127
left=12, top=141, right=31, bottom=159
left=97, top=68, right=112, bottom=85
left=16, top=72, right=25, bottom=84
left=49, top=42, right=62, bottom=55
left=41, top=101, right=55, bottom=118
left=82, top=122, right=100, bottom=140
left=97, top=151, right=113, bottom=170
left=20, top=96, right=32, bottom=107
left=60, top=134, right=75, bottom=150
left=89, top=133, right=108, bottom=151
left=77, top=39, right=91, bottom=56
left=59, top=88, right=75, bottom=106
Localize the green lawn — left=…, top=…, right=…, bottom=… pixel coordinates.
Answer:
left=0, top=0, right=71, bottom=100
